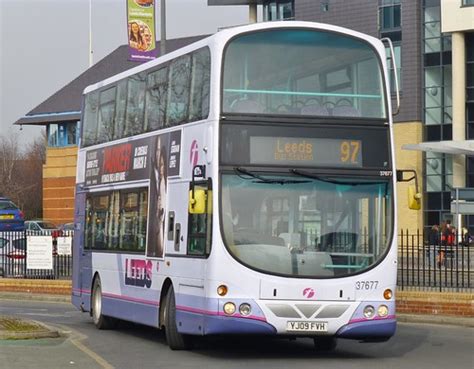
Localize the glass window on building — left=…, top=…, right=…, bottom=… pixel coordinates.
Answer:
left=379, top=1, right=401, bottom=94
left=48, top=122, right=79, bottom=147
left=422, top=0, right=452, bottom=228
left=379, top=0, right=401, bottom=30
left=462, top=0, right=474, bottom=6
left=467, top=34, right=474, bottom=139
left=385, top=44, right=402, bottom=93
left=263, top=0, right=294, bottom=21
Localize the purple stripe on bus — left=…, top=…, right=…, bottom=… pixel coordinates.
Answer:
left=72, top=288, right=90, bottom=295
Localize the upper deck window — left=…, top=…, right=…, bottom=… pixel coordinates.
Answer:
left=80, top=47, right=210, bottom=148
left=223, top=29, right=386, bottom=119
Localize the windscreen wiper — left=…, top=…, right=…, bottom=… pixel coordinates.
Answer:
left=290, top=169, right=389, bottom=186
left=234, top=167, right=310, bottom=185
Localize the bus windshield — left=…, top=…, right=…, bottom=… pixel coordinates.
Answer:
left=223, top=29, right=386, bottom=119
left=221, top=172, right=393, bottom=278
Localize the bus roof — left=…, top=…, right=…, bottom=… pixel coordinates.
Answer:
left=83, top=21, right=385, bottom=95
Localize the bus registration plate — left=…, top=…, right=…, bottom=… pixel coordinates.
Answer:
left=286, top=321, right=328, bottom=332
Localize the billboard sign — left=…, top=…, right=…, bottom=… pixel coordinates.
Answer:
left=127, top=0, right=158, bottom=61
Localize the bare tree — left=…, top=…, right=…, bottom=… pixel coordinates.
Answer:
left=0, top=133, right=22, bottom=200
left=0, top=131, right=46, bottom=219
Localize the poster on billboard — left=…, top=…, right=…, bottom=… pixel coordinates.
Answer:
left=147, top=130, right=182, bottom=258
left=26, top=236, right=53, bottom=270
left=127, top=0, right=158, bottom=61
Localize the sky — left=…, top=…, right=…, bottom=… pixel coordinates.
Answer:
left=0, top=0, right=259, bottom=147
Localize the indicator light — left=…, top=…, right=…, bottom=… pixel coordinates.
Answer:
left=217, top=285, right=228, bottom=296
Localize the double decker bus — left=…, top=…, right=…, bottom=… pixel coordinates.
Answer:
left=72, top=21, right=401, bottom=350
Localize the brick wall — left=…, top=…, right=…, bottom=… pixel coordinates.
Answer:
left=0, top=279, right=72, bottom=296
left=42, top=146, right=78, bottom=225
left=393, top=121, right=424, bottom=232
left=397, top=291, right=474, bottom=317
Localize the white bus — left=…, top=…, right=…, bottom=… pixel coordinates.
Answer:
left=72, top=21, right=404, bottom=350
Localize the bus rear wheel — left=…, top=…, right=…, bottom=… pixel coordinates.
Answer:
left=313, top=336, right=337, bottom=351
left=164, top=286, right=193, bottom=350
left=92, top=277, right=116, bottom=330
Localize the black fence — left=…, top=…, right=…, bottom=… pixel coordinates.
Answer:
left=1, top=229, right=472, bottom=292
left=398, top=230, right=473, bottom=292
left=0, top=230, right=73, bottom=279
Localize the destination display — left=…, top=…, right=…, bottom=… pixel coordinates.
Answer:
left=250, top=136, right=362, bottom=167
left=220, top=123, right=391, bottom=170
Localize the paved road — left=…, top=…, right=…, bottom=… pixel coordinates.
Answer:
left=0, top=299, right=472, bottom=369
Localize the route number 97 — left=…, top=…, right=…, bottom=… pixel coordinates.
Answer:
left=340, top=141, right=360, bottom=164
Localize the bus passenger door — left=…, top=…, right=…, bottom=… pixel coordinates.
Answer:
left=167, top=174, right=211, bottom=335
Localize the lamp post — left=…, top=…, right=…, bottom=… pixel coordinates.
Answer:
left=160, top=0, right=167, bottom=55
left=89, top=0, right=93, bottom=67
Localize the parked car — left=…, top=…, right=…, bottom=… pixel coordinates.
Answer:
left=25, top=220, right=62, bottom=238
left=0, top=197, right=25, bottom=231
left=0, top=235, right=26, bottom=276
left=25, top=220, right=63, bottom=256
left=58, top=222, right=75, bottom=233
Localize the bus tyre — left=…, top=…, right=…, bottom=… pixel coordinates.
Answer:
left=313, top=337, right=337, bottom=351
left=164, top=286, right=193, bottom=350
left=92, top=277, right=116, bottom=330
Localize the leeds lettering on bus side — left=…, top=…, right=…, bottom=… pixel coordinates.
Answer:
left=124, top=259, right=153, bottom=288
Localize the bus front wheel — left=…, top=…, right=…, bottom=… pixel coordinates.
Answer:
left=164, top=286, right=193, bottom=350
left=91, top=277, right=116, bottom=330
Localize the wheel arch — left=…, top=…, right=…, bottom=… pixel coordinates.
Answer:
left=90, top=271, right=101, bottom=317
left=159, top=277, right=173, bottom=328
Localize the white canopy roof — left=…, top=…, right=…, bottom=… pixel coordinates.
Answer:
left=402, top=140, right=474, bottom=156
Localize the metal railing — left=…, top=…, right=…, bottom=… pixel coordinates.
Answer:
left=398, top=230, right=473, bottom=292
left=1, top=228, right=472, bottom=292
left=0, top=230, right=73, bottom=279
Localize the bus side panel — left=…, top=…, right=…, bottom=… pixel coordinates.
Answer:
left=72, top=190, right=93, bottom=311
left=92, top=253, right=161, bottom=327
left=100, top=294, right=159, bottom=327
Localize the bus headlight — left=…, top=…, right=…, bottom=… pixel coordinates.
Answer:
left=363, top=305, right=375, bottom=319
left=239, top=303, right=252, bottom=316
left=378, top=305, right=389, bottom=317
left=223, top=302, right=236, bottom=315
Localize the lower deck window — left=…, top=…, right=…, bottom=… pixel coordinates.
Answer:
left=85, top=187, right=148, bottom=252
